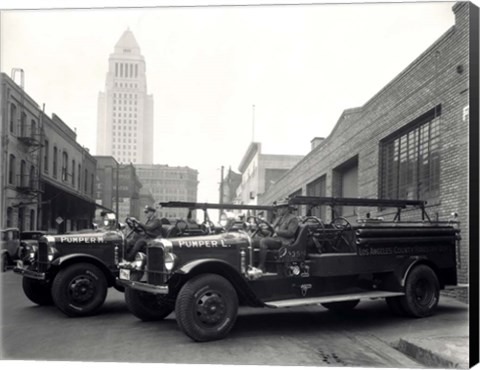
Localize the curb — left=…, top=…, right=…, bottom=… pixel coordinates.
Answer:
left=396, top=338, right=468, bottom=369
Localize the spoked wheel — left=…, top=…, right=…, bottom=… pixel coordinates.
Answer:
left=400, top=265, right=439, bottom=317
left=51, top=263, right=108, bottom=317
left=175, top=274, right=238, bottom=342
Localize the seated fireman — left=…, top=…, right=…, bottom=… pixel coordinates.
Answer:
left=126, top=205, right=163, bottom=261
left=256, top=199, right=299, bottom=272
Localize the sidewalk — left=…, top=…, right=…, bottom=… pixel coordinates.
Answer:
left=391, top=293, right=470, bottom=369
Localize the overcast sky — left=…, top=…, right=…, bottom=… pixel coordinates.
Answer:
left=1, top=0, right=457, bottom=204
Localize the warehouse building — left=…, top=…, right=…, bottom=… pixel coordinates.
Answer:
left=258, top=2, right=471, bottom=298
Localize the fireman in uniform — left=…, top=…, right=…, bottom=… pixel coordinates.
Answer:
left=126, top=205, right=163, bottom=261
left=256, top=198, right=299, bottom=272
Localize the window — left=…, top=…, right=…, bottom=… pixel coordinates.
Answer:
left=20, top=112, right=27, bottom=136
left=62, top=151, right=69, bottom=181
left=44, top=140, right=49, bottom=172
left=18, top=208, right=24, bottom=232
left=29, top=165, right=35, bottom=188
left=20, top=160, right=26, bottom=187
left=8, top=154, right=16, bottom=184
left=31, top=119, right=37, bottom=137
left=6, top=207, right=13, bottom=227
left=380, top=106, right=441, bottom=201
left=91, top=174, right=94, bottom=196
left=72, top=160, right=76, bottom=186
left=9, top=103, right=16, bottom=133
left=78, top=164, right=82, bottom=189
left=53, top=146, right=58, bottom=178
left=84, top=169, right=88, bottom=192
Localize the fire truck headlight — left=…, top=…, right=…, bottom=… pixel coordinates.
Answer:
left=164, top=252, right=177, bottom=272
left=47, top=246, right=59, bottom=262
left=133, top=252, right=147, bottom=270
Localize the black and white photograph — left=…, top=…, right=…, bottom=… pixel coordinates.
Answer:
left=1, top=0, right=478, bottom=369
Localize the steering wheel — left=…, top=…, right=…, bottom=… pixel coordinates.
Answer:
left=331, top=217, right=354, bottom=252
left=303, top=216, right=325, bottom=253
left=125, top=217, right=146, bottom=233
left=249, top=216, right=275, bottom=238
left=200, top=219, right=216, bottom=235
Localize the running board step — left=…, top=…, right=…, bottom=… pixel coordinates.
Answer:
left=265, top=291, right=405, bottom=308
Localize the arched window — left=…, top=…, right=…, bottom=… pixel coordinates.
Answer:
left=62, top=151, right=68, bottom=181
left=8, top=154, right=16, bottom=184
left=30, top=165, right=35, bottom=188
left=6, top=207, right=13, bottom=227
left=53, top=146, right=58, bottom=178
left=72, top=159, right=76, bottom=186
left=18, top=207, right=24, bottom=232
left=20, top=160, right=26, bottom=187
left=20, top=112, right=27, bottom=137
left=9, top=103, right=16, bottom=133
left=31, top=119, right=37, bottom=137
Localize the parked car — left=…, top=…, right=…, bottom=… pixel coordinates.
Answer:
left=17, top=230, right=47, bottom=262
left=118, top=196, right=460, bottom=342
left=1, top=228, right=21, bottom=272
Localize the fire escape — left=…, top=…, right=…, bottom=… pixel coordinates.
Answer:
left=11, top=69, right=44, bottom=206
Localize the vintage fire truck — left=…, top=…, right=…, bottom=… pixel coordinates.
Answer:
left=117, top=196, right=460, bottom=342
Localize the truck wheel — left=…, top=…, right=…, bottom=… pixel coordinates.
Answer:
left=125, top=288, right=173, bottom=321
left=385, top=296, right=407, bottom=316
left=175, top=274, right=238, bottom=342
left=51, top=263, right=108, bottom=317
left=400, top=265, right=439, bottom=318
left=321, top=299, right=360, bottom=313
left=1, top=254, right=8, bottom=272
left=22, top=276, right=54, bottom=306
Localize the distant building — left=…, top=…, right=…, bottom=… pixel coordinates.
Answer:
left=235, top=142, right=303, bottom=205
left=95, top=156, right=143, bottom=221
left=96, top=28, right=154, bottom=165
left=220, top=167, right=242, bottom=204
left=135, top=164, right=198, bottom=219
left=1, top=71, right=97, bottom=233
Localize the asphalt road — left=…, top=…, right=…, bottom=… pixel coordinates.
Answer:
left=0, top=270, right=469, bottom=368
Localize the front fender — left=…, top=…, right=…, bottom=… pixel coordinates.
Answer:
left=172, top=258, right=264, bottom=307
left=51, top=253, right=117, bottom=286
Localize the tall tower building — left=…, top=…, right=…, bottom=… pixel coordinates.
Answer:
left=97, top=28, right=154, bottom=164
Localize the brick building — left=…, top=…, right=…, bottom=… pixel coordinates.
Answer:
left=259, top=3, right=471, bottom=293
left=1, top=71, right=97, bottom=233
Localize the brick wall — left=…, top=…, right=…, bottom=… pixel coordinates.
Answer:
left=259, top=2, right=471, bottom=285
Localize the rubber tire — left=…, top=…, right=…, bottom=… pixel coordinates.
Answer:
left=22, top=276, right=54, bottom=306
left=385, top=296, right=407, bottom=316
left=51, top=263, right=108, bottom=317
left=125, top=288, right=174, bottom=321
left=400, top=265, right=439, bottom=318
left=175, top=274, right=238, bottom=342
left=321, top=299, right=360, bottom=313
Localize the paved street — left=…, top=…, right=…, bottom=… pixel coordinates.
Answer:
left=1, top=270, right=469, bottom=368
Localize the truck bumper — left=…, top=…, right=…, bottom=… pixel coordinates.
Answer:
left=116, top=278, right=169, bottom=295
left=13, top=261, right=46, bottom=280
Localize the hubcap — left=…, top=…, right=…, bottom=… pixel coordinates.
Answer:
left=195, top=291, right=226, bottom=326
left=68, top=276, right=95, bottom=304
left=414, top=279, right=433, bottom=306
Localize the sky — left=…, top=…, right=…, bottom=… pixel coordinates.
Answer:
left=0, top=0, right=457, bottom=205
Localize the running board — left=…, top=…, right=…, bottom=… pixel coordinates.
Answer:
left=265, top=291, right=405, bottom=308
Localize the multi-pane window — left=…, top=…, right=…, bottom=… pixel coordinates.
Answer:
left=380, top=107, right=441, bottom=201
left=10, top=103, right=16, bottom=133
left=62, top=152, right=69, bottom=181
left=44, top=140, right=49, bottom=172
